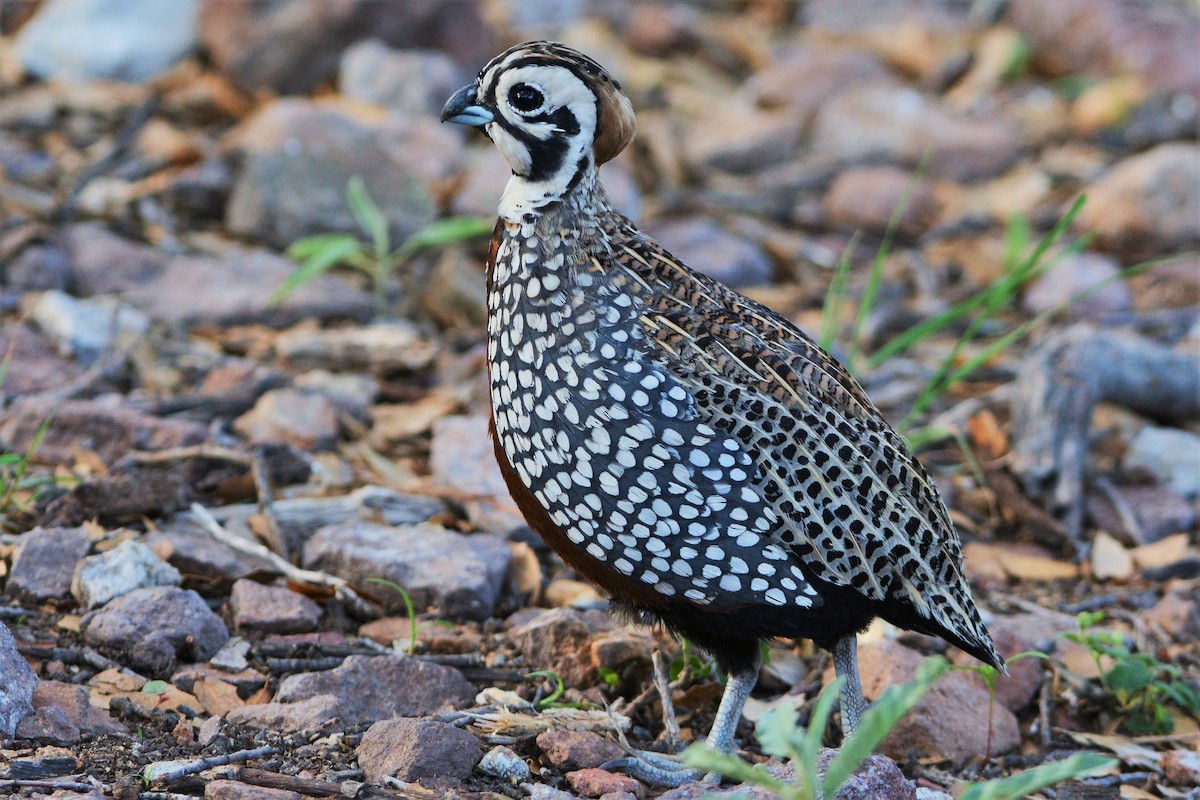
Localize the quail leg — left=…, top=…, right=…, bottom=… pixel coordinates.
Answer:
left=605, top=653, right=760, bottom=787
left=834, top=635, right=868, bottom=736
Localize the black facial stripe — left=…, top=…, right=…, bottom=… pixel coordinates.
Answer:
left=491, top=114, right=570, bottom=182
left=526, top=107, right=581, bottom=136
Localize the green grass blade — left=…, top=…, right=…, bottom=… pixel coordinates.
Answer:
left=868, top=195, right=1089, bottom=369
left=850, top=155, right=931, bottom=368
left=346, top=176, right=390, bottom=261
left=392, top=216, right=494, bottom=262
left=272, top=235, right=364, bottom=306
left=820, top=233, right=860, bottom=353
left=957, top=753, right=1117, bottom=800
left=680, top=744, right=788, bottom=792
left=823, top=657, right=949, bottom=795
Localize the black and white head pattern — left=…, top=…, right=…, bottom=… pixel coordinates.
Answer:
left=473, top=42, right=635, bottom=221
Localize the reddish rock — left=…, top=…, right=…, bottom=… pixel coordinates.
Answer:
left=429, top=415, right=527, bottom=535
left=233, top=389, right=340, bottom=452
left=0, top=398, right=207, bottom=466
left=509, top=609, right=597, bottom=689
left=854, top=640, right=1021, bottom=765
left=1007, top=0, right=1200, bottom=100
left=810, top=86, right=1020, bottom=180
left=356, top=718, right=482, bottom=783
left=949, top=622, right=1044, bottom=714
left=1077, top=144, right=1200, bottom=261
left=818, top=749, right=916, bottom=800
left=1161, top=749, right=1200, bottom=786
left=1144, top=588, right=1200, bottom=642
left=822, top=166, right=942, bottom=239
left=205, top=779, right=300, bottom=800
left=14, top=681, right=126, bottom=744
left=565, top=768, right=643, bottom=798
left=590, top=629, right=656, bottom=695
left=229, top=580, right=322, bottom=635
left=537, top=730, right=625, bottom=771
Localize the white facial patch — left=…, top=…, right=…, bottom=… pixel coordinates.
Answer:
left=476, top=64, right=601, bottom=222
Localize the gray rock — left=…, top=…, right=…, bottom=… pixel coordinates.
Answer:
left=1126, top=425, right=1200, bottom=499
left=0, top=622, right=38, bottom=736
left=915, top=789, right=954, bottom=800
left=229, top=580, right=321, bottom=635
left=15, top=0, right=199, bottom=83
left=0, top=397, right=208, bottom=466
left=6, top=527, right=91, bottom=604
left=1076, top=144, right=1200, bottom=262
left=303, top=521, right=511, bottom=621
left=124, top=248, right=374, bottom=329
left=82, top=586, right=229, bottom=677
left=71, top=538, right=182, bottom=609
left=1022, top=252, right=1132, bottom=321
left=357, top=717, right=482, bottom=783
left=224, top=97, right=460, bottom=250
left=59, top=222, right=168, bottom=296
left=146, top=523, right=275, bottom=587
left=340, top=41, right=467, bottom=117
left=225, top=694, right=340, bottom=733
left=810, top=85, right=1021, bottom=180
left=819, top=749, right=916, bottom=800
left=233, top=389, right=340, bottom=452
left=272, top=655, right=474, bottom=725
left=746, top=45, right=890, bottom=129
left=5, top=244, right=71, bottom=292
left=24, top=290, right=149, bottom=360
left=14, top=680, right=126, bottom=743
left=0, top=322, right=84, bottom=395
left=646, top=218, right=774, bottom=288
left=275, top=322, right=438, bottom=374
left=478, top=744, right=533, bottom=781
left=198, top=0, right=494, bottom=95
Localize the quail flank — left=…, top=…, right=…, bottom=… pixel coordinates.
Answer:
left=442, top=41, right=1003, bottom=785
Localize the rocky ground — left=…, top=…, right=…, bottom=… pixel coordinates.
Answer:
left=1, top=0, right=1198, bottom=798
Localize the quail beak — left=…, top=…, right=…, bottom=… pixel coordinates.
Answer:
left=440, top=83, right=494, bottom=127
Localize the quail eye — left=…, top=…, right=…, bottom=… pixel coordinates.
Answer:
left=508, top=83, right=544, bottom=113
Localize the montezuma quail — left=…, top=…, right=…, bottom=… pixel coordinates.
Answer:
left=442, top=42, right=1002, bottom=784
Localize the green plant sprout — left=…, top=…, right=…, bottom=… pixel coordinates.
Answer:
left=682, top=655, right=1114, bottom=800
left=526, top=669, right=594, bottom=710
left=1063, top=611, right=1200, bottom=735
left=952, top=650, right=1050, bottom=757
left=365, top=577, right=419, bottom=656
left=670, top=637, right=719, bottom=683
left=272, top=176, right=493, bottom=312
left=0, top=414, right=54, bottom=517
